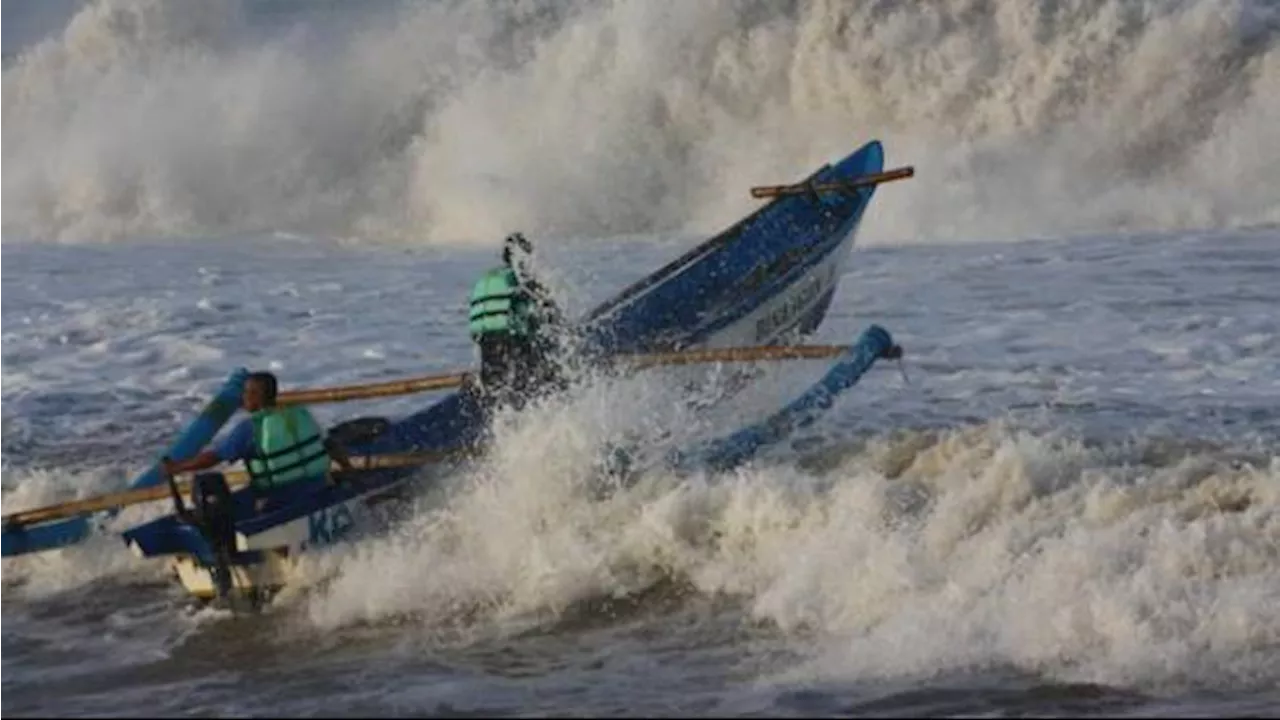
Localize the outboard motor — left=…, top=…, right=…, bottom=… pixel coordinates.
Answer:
left=325, top=416, right=391, bottom=486
left=326, top=416, right=391, bottom=447
left=191, top=473, right=236, bottom=550
left=188, top=472, right=237, bottom=601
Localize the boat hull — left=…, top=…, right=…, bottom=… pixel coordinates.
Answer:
left=123, top=139, right=893, bottom=603
left=128, top=469, right=420, bottom=605
left=163, top=324, right=899, bottom=604
left=343, top=139, right=887, bottom=462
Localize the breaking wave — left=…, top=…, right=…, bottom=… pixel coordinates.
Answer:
left=302, top=411, right=1280, bottom=692
left=4, top=0, right=1278, bottom=245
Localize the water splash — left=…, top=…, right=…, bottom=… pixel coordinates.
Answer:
left=4, top=0, right=1277, bottom=244
left=298, top=404, right=1279, bottom=692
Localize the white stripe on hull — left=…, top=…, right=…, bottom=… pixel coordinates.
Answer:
left=172, top=480, right=410, bottom=601
left=234, top=486, right=377, bottom=552
left=702, top=239, right=852, bottom=349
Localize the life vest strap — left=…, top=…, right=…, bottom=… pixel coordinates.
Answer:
left=255, top=434, right=325, bottom=462
left=248, top=446, right=331, bottom=486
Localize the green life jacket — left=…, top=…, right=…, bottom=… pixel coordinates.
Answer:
left=246, top=405, right=331, bottom=491
left=469, top=266, right=534, bottom=340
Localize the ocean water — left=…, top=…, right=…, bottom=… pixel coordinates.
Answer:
left=3, top=0, right=1279, bottom=717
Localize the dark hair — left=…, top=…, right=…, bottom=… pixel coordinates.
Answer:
left=247, top=371, right=279, bottom=403
left=502, top=232, right=532, bottom=265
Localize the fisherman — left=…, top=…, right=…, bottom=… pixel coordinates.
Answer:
left=466, top=232, right=569, bottom=412
left=160, top=371, right=354, bottom=513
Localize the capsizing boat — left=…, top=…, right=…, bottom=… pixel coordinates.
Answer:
left=2, top=138, right=912, bottom=608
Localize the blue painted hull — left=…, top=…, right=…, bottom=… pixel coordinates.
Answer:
left=122, top=467, right=414, bottom=561
left=580, top=143, right=884, bottom=354
left=348, top=139, right=888, bottom=461
left=127, top=324, right=897, bottom=567
left=9, top=138, right=890, bottom=566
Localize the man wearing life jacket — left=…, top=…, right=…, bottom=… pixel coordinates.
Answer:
left=467, top=232, right=568, bottom=412
left=160, top=371, right=353, bottom=512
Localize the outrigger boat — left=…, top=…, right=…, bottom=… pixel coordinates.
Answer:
left=2, top=139, right=913, bottom=606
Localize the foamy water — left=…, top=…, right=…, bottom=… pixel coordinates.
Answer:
left=4, top=0, right=1280, bottom=715
left=3, top=0, right=1278, bottom=246
left=3, top=229, right=1278, bottom=715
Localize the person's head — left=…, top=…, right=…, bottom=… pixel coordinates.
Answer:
left=243, top=371, right=279, bottom=412
left=502, top=232, right=533, bottom=267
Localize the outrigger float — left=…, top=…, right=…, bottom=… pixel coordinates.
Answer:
left=2, top=139, right=913, bottom=607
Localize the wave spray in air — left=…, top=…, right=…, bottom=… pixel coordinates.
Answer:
left=3, top=0, right=1278, bottom=245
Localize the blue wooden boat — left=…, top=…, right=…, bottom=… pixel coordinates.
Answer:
left=3, top=138, right=901, bottom=604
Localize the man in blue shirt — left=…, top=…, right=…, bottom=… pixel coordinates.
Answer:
left=211, top=417, right=259, bottom=466
left=162, top=372, right=353, bottom=512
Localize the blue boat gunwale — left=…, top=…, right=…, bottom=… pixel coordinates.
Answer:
left=583, top=161, right=837, bottom=324
left=583, top=140, right=885, bottom=355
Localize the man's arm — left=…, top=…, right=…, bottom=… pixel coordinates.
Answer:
left=161, top=420, right=253, bottom=478
left=161, top=449, right=222, bottom=478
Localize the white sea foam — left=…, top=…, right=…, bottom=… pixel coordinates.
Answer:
left=3, top=0, right=1277, bottom=245
left=2, top=227, right=1277, bottom=696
